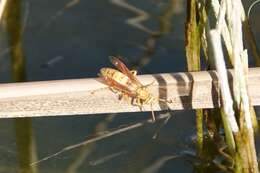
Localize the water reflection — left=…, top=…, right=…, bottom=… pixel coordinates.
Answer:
left=65, top=114, right=115, bottom=173
left=89, top=150, right=127, bottom=166
left=14, top=119, right=37, bottom=173
left=131, top=0, right=183, bottom=71
left=5, top=0, right=37, bottom=173
left=0, top=0, right=259, bottom=173
left=1, top=1, right=189, bottom=173
left=111, top=0, right=157, bottom=34
left=44, top=0, right=80, bottom=29
left=5, top=0, right=26, bottom=81
left=40, top=56, right=64, bottom=69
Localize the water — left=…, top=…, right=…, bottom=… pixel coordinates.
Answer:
left=0, top=0, right=259, bottom=173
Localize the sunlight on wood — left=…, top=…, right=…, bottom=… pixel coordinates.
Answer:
left=0, top=68, right=260, bottom=118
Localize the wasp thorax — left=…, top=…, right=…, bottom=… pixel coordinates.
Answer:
left=136, top=87, right=153, bottom=102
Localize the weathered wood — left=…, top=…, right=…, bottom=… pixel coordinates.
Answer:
left=0, top=68, right=260, bottom=118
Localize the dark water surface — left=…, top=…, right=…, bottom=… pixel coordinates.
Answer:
left=0, top=0, right=259, bottom=173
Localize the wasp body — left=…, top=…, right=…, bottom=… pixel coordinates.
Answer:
left=100, top=56, right=170, bottom=121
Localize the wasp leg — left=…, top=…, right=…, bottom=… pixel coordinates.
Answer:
left=118, top=93, right=130, bottom=104
left=150, top=102, right=156, bottom=122
left=117, top=93, right=124, bottom=104
left=122, top=93, right=131, bottom=104
left=144, top=80, right=155, bottom=88
left=158, top=98, right=173, bottom=104
left=135, top=99, right=155, bottom=122
left=109, top=87, right=119, bottom=94
left=118, top=94, right=123, bottom=100
left=131, top=97, right=138, bottom=106
left=136, top=98, right=143, bottom=111
left=131, top=98, right=141, bottom=110
left=131, top=97, right=135, bottom=105
left=131, top=98, right=143, bottom=112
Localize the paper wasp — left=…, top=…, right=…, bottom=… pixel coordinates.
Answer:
left=99, top=56, right=171, bottom=122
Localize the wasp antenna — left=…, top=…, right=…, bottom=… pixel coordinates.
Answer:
left=150, top=103, right=156, bottom=122
left=151, top=110, right=156, bottom=122
left=108, top=56, right=117, bottom=65
left=109, top=55, right=118, bottom=61
left=109, top=55, right=126, bottom=65
left=108, top=56, right=116, bottom=60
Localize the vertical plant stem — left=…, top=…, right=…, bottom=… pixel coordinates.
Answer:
left=0, top=0, right=7, bottom=21
left=229, top=0, right=259, bottom=171
left=211, top=0, right=259, bottom=133
left=208, top=29, right=237, bottom=152
left=207, top=0, right=259, bottom=172
left=196, top=109, right=203, bottom=157
left=185, top=0, right=200, bottom=71
left=5, top=0, right=26, bottom=82
left=185, top=0, right=204, bottom=157
left=5, top=1, right=38, bottom=173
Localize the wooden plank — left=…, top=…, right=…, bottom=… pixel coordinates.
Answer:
left=0, top=68, right=260, bottom=118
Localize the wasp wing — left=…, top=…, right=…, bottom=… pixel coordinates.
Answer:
left=109, top=56, right=142, bottom=87
left=102, top=76, right=137, bottom=97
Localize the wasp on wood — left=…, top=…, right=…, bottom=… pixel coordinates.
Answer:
left=99, top=56, right=171, bottom=121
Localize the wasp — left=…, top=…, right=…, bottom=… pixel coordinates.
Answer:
left=99, top=56, right=171, bottom=122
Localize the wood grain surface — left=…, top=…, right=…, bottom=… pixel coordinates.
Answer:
left=0, top=68, right=259, bottom=118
